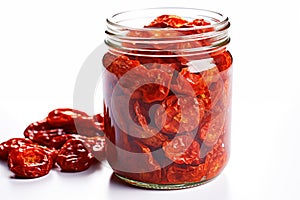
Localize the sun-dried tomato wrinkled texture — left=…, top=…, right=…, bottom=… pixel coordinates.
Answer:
left=8, top=145, right=54, bottom=178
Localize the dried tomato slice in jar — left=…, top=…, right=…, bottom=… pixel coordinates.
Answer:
left=56, top=138, right=94, bottom=172
left=199, top=113, right=225, bottom=147
left=132, top=126, right=168, bottom=150
left=200, top=66, right=226, bottom=113
left=143, top=15, right=214, bottom=49
left=132, top=100, right=149, bottom=129
left=136, top=69, right=172, bottom=103
left=172, top=68, right=211, bottom=109
left=155, top=95, right=204, bottom=134
left=166, top=164, right=205, bottom=184
left=144, top=15, right=189, bottom=28
left=102, top=52, right=119, bottom=68
left=213, top=50, right=233, bottom=73
left=116, top=64, right=172, bottom=103
left=0, top=138, right=33, bottom=160
left=115, top=141, right=162, bottom=184
left=130, top=54, right=182, bottom=72
left=106, top=55, right=142, bottom=78
left=203, top=139, right=228, bottom=179
left=8, top=145, right=53, bottom=178
left=162, top=134, right=201, bottom=165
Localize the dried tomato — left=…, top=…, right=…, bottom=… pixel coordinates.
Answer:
left=199, top=113, right=225, bottom=147
left=204, top=139, right=228, bottom=179
left=24, top=119, right=69, bottom=149
left=115, top=141, right=162, bottom=183
left=186, top=19, right=214, bottom=35
left=138, top=69, right=172, bottom=103
left=47, top=108, right=90, bottom=127
left=49, top=134, right=78, bottom=149
left=188, top=19, right=211, bottom=27
left=24, top=111, right=102, bottom=149
left=135, top=142, right=162, bottom=183
left=56, top=138, right=94, bottom=172
left=145, top=15, right=188, bottom=28
left=47, top=108, right=100, bottom=136
left=155, top=95, right=203, bottom=134
left=24, top=118, right=53, bottom=138
left=93, top=113, right=105, bottom=132
left=106, top=55, right=142, bottom=78
left=0, top=138, right=33, bottom=160
left=128, top=100, right=168, bottom=149
left=109, top=95, right=133, bottom=135
left=118, top=65, right=172, bottom=103
left=132, top=100, right=149, bottom=129
left=166, top=164, right=205, bottom=184
left=143, top=15, right=213, bottom=49
left=162, top=134, right=200, bottom=165
left=131, top=54, right=182, bottom=72
left=102, top=52, right=118, bottom=68
left=8, top=145, right=53, bottom=178
left=82, top=136, right=106, bottom=161
left=200, top=66, right=227, bottom=114
left=171, top=68, right=211, bottom=109
left=132, top=126, right=168, bottom=149
left=213, top=50, right=233, bottom=72
left=26, top=144, right=58, bottom=168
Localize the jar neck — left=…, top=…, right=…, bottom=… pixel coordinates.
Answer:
left=105, top=7, right=230, bottom=56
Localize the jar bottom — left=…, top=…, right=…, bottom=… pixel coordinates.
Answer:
left=114, top=173, right=215, bottom=190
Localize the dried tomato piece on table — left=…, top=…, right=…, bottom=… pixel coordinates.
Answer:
left=0, top=138, right=33, bottom=160
left=47, top=108, right=101, bottom=136
left=93, top=113, right=105, bottom=131
left=24, top=119, right=73, bottom=149
left=82, top=136, right=106, bottom=161
left=56, top=138, right=95, bottom=172
left=8, top=145, right=54, bottom=178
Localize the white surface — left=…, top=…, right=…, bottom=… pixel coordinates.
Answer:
left=1, top=0, right=300, bottom=199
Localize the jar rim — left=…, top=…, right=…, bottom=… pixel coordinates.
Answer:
left=105, top=7, right=230, bottom=56
left=106, top=7, right=229, bottom=32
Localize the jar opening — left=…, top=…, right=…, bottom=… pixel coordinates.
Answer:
left=107, top=7, right=229, bottom=31
left=105, top=7, right=230, bottom=56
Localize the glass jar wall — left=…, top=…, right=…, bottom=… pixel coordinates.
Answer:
left=102, top=7, right=232, bottom=189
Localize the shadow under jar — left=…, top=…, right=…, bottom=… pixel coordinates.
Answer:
left=102, top=7, right=232, bottom=190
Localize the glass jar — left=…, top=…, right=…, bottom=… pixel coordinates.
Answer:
left=102, top=7, right=232, bottom=189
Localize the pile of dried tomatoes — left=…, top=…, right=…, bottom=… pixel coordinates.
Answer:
left=0, top=108, right=105, bottom=178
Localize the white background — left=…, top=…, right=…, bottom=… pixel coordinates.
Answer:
left=1, top=0, right=300, bottom=199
